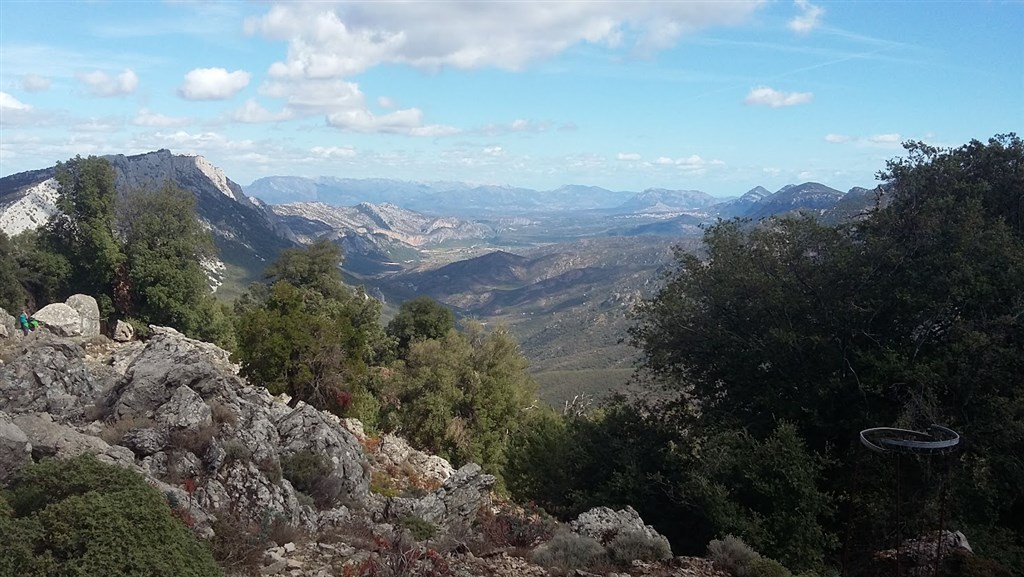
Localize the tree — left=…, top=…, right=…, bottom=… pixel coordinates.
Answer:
left=45, top=155, right=123, bottom=314
left=233, top=241, right=386, bottom=417
left=628, top=134, right=1024, bottom=570
left=0, top=231, right=27, bottom=313
left=387, top=296, right=455, bottom=358
left=117, top=182, right=217, bottom=338
left=389, top=322, right=537, bottom=478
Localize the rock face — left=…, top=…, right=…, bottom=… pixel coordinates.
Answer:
left=65, top=294, right=101, bottom=337
left=32, top=303, right=83, bottom=336
left=571, top=505, right=673, bottom=554
left=113, top=319, right=134, bottom=342
left=0, top=324, right=504, bottom=543
left=0, top=314, right=745, bottom=577
left=0, top=307, right=15, bottom=339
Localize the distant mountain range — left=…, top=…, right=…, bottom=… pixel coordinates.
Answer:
left=0, top=150, right=887, bottom=400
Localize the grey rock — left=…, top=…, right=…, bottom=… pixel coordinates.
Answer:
left=33, top=303, right=83, bottom=337
left=0, top=337, right=112, bottom=418
left=156, top=385, right=212, bottom=430
left=277, top=402, right=371, bottom=506
left=113, top=319, right=135, bottom=342
left=376, top=462, right=495, bottom=534
left=0, top=307, right=14, bottom=339
left=121, top=426, right=168, bottom=456
left=0, top=412, right=32, bottom=483
left=11, top=412, right=136, bottom=467
left=570, top=506, right=671, bottom=555
left=377, top=433, right=453, bottom=485
left=65, top=294, right=100, bottom=337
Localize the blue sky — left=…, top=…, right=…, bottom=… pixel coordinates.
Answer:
left=1, top=1, right=1021, bottom=197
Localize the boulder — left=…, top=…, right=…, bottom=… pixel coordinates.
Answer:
left=33, top=303, right=83, bottom=337
left=113, top=319, right=135, bottom=342
left=377, top=463, right=496, bottom=534
left=155, top=385, right=212, bottom=430
left=65, top=294, right=101, bottom=337
left=0, top=337, right=113, bottom=418
left=571, top=505, right=672, bottom=553
left=277, top=402, right=371, bottom=505
left=377, top=433, right=454, bottom=485
left=0, top=307, right=15, bottom=338
left=11, top=412, right=135, bottom=467
left=0, top=412, right=32, bottom=483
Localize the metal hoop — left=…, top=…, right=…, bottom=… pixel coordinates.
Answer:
left=859, top=425, right=960, bottom=455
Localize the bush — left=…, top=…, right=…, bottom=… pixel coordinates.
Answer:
left=281, top=450, right=339, bottom=509
left=748, top=557, right=794, bottom=577
left=0, top=454, right=221, bottom=577
left=400, top=515, right=437, bottom=541
left=708, top=534, right=761, bottom=577
left=608, top=530, right=673, bottom=564
left=531, top=531, right=608, bottom=572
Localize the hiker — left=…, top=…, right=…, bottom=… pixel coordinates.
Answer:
left=18, top=310, right=31, bottom=336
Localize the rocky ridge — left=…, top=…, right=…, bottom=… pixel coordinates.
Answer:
left=0, top=299, right=729, bottom=577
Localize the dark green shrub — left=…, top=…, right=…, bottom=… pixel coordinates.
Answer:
left=531, top=531, right=608, bottom=571
left=708, top=535, right=760, bottom=577
left=748, top=557, right=794, bottom=577
left=0, top=454, right=221, bottom=577
left=607, top=530, right=672, bottom=564
left=400, top=515, right=437, bottom=541
left=280, top=450, right=338, bottom=509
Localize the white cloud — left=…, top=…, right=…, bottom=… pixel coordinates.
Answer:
left=0, top=92, right=31, bottom=111
left=21, top=74, right=50, bottom=92
left=326, top=106, right=424, bottom=133
left=617, top=152, right=642, bottom=161
left=228, top=99, right=294, bottom=123
left=311, top=145, right=357, bottom=159
left=825, top=133, right=852, bottom=144
left=79, top=69, right=138, bottom=97
left=653, top=154, right=725, bottom=174
left=246, top=1, right=763, bottom=77
left=179, top=68, right=251, bottom=100
left=133, top=108, right=190, bottom=127
left=72, top=117, right=123, bottom=133
left=789, top=0, right=824, bottom=34
left=869, top=133, right=902, bottom=144
left=744, top=86, right=813, bottom=108
left=483, top=146, right=505, bottom=157
left=245, top=2, right=750, bottom=137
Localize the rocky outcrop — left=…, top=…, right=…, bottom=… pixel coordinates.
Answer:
left=0, top=307, right=15, bottom=339
left=571, top=505, right=673, bottom=553
left=65, top=294, right=101, bottom=337
left=113, top=319, right=134, bottom=342
left=0, top=335, right=114, bottom=418
left=0, top=316, right=723, bottom=577
left=33, top=302, right=83, bottom=336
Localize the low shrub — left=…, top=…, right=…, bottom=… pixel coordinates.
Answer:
left=0, top=454, right=221, bottom=577
left=400, top=515, right=437, bottom=541
left=281, top=450, right=340, bottom=509
left=748, top=557, right=794, bottom=577
left=531, top=531, right=608, bottom=572
left=608, top=530, right=673, bottom=564
left=708, top=534, right=761, bottom=577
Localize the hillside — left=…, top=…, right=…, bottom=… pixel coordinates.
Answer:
left=0, top=301, right=722, bottom=577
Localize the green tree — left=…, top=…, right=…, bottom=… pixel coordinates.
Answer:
left=0, top=231, right=27, bottom=313
left=45, top=155, right=123, bottom=314
left=387, top=295, right=455, bottom=358
left=628, top=134, right=1024, bottom=570
left=117, top=182, right=218, bottom=339
left=390, top=322, right=537, bottom=478
left=233, top=241, right=386, bottom=418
